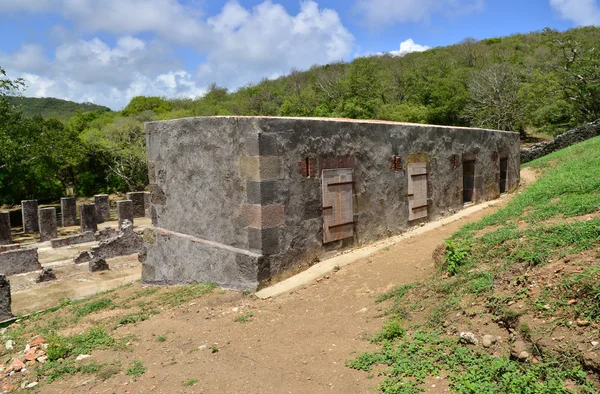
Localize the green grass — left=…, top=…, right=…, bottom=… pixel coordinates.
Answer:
left=347, top=330, right=595, bottom=393
left=72, top=298, right=114, bottom=319
left=184, top=378, right=198, bottom=386
left=159, top=283, right=216, bottom=306
left=233, top=312, right=254, bottom=323
left=46, top=326, right=115, bottom=361
left=156, top=335, right=166, bottom=342
left=126, top=360, right=146, bottom=379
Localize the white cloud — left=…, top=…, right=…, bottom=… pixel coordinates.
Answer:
left=355, top=0, right=484, bottom=28
left=549, top=0, right=600, bottom=26
left=198, top=1, right=354, bottom=87
left=0, top=1, right=354, bottom=109
left=389, top=39, right=430, bottom=56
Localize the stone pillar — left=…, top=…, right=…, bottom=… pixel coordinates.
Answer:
left=0, top=275, right=13, bottom=321
left=117, top=200, right=134, bottom=230
left=126, top=192, right=146, bottom=218
left=61, top=197, right=77, bottom=227
left=144, top=192, right=152, bottom=218
left=38, top=207, right=57, bottom=242
left=80, top=204, right=98, bottom=233
left=94, top=194, right=111, bottom=224
left=21, top=200, right=39, bottom=233
left=0, top=212, right=11, bottom=245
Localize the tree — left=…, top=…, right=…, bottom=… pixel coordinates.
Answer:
left=464, top=64, right=523, bottom=132
left=122, top=96, right=171, bottom=116
left=337, top=58, right=382, bottom=119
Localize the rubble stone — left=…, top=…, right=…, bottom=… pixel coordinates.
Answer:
left=89, top=258, right=109, bottom=272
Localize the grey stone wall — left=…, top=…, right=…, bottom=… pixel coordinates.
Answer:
left=80, top=204, right=97, bottom=233
left=21, top=200, right=39, bottom=233
left=0, top=275, right=13, bottom=321
left=94, top=194, right=111, bottom=223
left=0, top=248, right=41, bottom=275
left=0, top=212, right=11, bottom=245
left=61, top=197, right=77, bottom=227
left=143, top=117, right=520, bottom=289
left=521, top=120, right=600, bottom=163
left=127, top=192, right=147, bottom=218
left=38, top=207, right=58, bottom=242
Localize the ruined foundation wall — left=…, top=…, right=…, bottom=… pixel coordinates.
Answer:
left=143, top=117, right=519, bottom=289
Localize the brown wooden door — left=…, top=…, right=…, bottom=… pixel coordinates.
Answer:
left=322, top=168, right=354, bottom=243
left=407, top=163, right=428, bottom=221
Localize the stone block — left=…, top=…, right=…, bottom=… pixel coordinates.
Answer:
left=117, top=200, right=134, bottom=230
left=0, top=212, right=11, bottom=245
left=94, top=194, right=111, bottom=223
left=38, top=207, right=57, bottom=242
left=74, top=250, right=92, bottom=264
left=126, top=192, right=146, bottom=218
left=0, top=275, right=13, bottom=321
left=79, top=204, right=97, bottom=233
left=60, top=197, right=77, bottom=227
left=21, top=200, right=39, bottom=233
left=0, top=248, right=41, bottom=276
left=36, top=268, right=56, bottom=283
left=246, top=181, right=281, bottom=205
left=95, top=227, right=118, bottom=242
left=90, top=220, right=142, bottom=260
left=89, top=259, right=109, bottom=272
left=51, top=232, right=95, bottom=248
left=247, top=227, right=281, bottom=254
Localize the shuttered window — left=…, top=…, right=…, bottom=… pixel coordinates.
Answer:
left=322, top=168, right=354, bottom=243
left=407, top=162, right=428, bottom=221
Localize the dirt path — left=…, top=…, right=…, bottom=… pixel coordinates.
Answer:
left=40, top=197, right=511, bottom=394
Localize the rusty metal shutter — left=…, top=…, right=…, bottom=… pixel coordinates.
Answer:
left=407, top=163, right=428, bottom=221
left=322, top=168, right=354, bottom=243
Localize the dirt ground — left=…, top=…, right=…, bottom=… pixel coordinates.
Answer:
left=35, top=198, right=511, bottom=394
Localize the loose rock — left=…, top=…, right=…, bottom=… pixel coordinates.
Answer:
left=36, top=268, right=57, bottom=283
left=482, top=334, right=497, bottom=348
left=89, top=259, right=109, bottom=273
left=459, top=332, right=478, bottom=345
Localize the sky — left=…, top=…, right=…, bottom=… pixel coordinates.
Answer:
left=0, top=0, right=598, bottom=110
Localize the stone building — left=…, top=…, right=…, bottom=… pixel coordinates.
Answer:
left=142, top=117, right=520, bottom=289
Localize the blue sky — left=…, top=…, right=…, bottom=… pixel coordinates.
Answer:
left=0, top=0, right=597, bottom=109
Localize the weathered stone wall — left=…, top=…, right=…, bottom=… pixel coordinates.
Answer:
left=520, top=120, right=600, bottom=163
left=143, top=117, right=520, bottom=289
left=0, top=248, right=41, bottom=276
left=0, top=212, right=11, bottom=245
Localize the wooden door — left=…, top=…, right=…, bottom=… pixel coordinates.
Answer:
left=407, top=163, right=428, bottom=221
left=322, top=168, right=354, bottom=243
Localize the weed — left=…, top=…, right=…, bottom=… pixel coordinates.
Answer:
left=160, top=283, right=216, bottom=306
left=126, top=360, right=146, bottom=379
left=72, top=298, right=114, bottom=319
left=156, top=336, right=166, bottom=342
left=372, top=319, right=405, bottom=343
left=233, top=313, right=254, bottom=323
left=211, top=344, right=219, bottom=353
left=184, top=378, right=198, bottom=387
left=444, top=240, right=471, bottom=275
left=46, top=326, right=115, bottom=361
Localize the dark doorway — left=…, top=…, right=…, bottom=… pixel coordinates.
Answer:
left=463, top=160, right=475, bottom=203
left=499, top=158, right=508, bottom=194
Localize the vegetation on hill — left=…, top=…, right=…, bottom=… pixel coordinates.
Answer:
left=3, top=26, right=600, bottom=204
left=348, top=136, right=600, bottom=392
left=6, top=96, right=110, bottom=123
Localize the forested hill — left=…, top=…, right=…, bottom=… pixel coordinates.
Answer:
left=151, top=26, right=600, bottom=137
left=6, top=96, right=111, bottom=123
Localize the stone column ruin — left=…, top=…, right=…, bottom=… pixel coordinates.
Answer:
left=117, top=200, right=134, bottom=230
left=126, top=192, right=146, bottom=218
left=61, top=197, right=77, bottom=227
left=80, top=204, right=98, bottom=233
left=38, top=207, right=58, bottom=242
left=0, top=212, right=11, bottom=245
left=0, top=275, right=13, bottom=322
left=21, top=200, right=39, bottom=233
left=94, top=194, right=111, bottom=223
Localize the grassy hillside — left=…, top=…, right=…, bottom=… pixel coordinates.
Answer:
left=348, top=136, right=600, bottom=392
left=6, top=96, right=110, bottom=123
